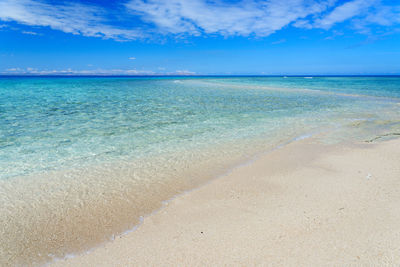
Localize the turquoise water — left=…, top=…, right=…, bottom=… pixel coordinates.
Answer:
left=1, top=76, right=399, bottom=180
left=207, top=76, right=400, bottom=98
left=1, top=76, right=399, bottom=266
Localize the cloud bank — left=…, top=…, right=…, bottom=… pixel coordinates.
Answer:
left=0, top=0, right=142, bottom=40
left=2, top=67, right=196, bottom=76
left=0, top=0, right=399, bottom=40
left=126, top=0, right=335, bottom=37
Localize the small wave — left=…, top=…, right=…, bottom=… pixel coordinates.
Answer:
left=365, top=132, right=400, bottom=143
left=293, top=133, right=314, bottom=141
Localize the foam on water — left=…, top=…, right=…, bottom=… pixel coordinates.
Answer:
left=0, top=76, right=399, bottom=266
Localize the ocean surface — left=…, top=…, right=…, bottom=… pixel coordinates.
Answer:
left=1, top=76, right=400, bottom=266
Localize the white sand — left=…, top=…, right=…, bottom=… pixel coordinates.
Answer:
left=52, top=138, right=400, bottom=266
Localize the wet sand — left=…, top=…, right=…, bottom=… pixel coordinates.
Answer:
left=52, top=137, right=400, bottom=266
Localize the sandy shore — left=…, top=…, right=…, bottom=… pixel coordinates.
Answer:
left=52, top=137, right=400, bottom=266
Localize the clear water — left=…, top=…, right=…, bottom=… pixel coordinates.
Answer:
left=207, top=76, right=400, bottom=98
left=2, top=76, right=399, bottom=180
left=1, top=76, right=399, bottom=266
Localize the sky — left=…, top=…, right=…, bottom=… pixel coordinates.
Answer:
left=0, top=0, right=399, bottom=75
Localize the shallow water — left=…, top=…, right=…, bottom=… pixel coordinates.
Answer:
left=0, top=76, right=399, bottom=266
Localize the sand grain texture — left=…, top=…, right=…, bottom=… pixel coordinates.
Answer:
left=52, top=138, right=400, bottom=266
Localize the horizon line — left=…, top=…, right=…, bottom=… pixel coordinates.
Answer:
left=1, top=74, right=400, bottom=78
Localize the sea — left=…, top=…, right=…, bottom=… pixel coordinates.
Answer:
left=1, top=76, right=399, bottom=266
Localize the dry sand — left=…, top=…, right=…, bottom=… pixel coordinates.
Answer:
left=52, top=138, right=400, bottom=266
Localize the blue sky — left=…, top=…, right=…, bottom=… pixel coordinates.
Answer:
left=0, top=0, right=399, bottom=75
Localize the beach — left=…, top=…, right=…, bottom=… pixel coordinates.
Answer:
left=51, top=136, right=400, bottom=266
left=1, top=77, right=400, bottom=266
left=2, top=0, right=400, bottom=264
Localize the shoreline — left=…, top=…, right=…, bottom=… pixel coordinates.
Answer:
left=2, top=76, right=400, bottom=266
left=2, top=128, right=325, bottom=266
left=45, top=131, right=322, bottom=265
left=51, top=136, right=400, bottom=266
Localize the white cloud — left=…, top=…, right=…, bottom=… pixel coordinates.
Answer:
left=0, top=0, right=399, bottom=41
left=126, top=0, right=336, bottom=37
left=292, top=19, right=313, bottom=29
left=271, top=39, right=286, bottom=45
left=363, top=5, right=400, bottom=26
left=1, top=67, right=200, bottom=75
left=174, top=70, right=195, bottom=75
left=5, top=67, right=22, bottom=71
left=324, top=30, right=344, bottom=40
left=0, top=0, right=143, bottom=40
left=2, top=67, right=155, bottom=75
left=129, top=57, right=136, bottom=60
left=314, top=0, right=377, bottom=29
left=22, top=30, right=37, bottom=35
left=294, top=0, right=400, bottom=35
